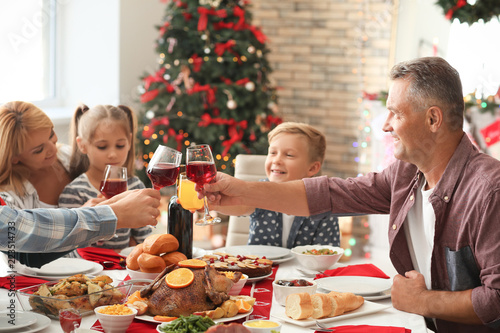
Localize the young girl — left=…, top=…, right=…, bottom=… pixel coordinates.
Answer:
left=219, top=122, right=340, bottom=248
left=58, top=104, right=152, bottom=250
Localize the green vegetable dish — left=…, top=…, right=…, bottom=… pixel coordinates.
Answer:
left=302, top=248, right=338, bottom=255
left=157, top=315, right=217, bottom=333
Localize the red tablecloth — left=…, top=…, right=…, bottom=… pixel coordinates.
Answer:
left=315, top=325, right=411, bottom=333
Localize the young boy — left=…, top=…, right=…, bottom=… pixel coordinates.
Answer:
left=222, top=122, right=340, bottom=248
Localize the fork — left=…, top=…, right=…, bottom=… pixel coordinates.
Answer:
left=309, top=328, right=335, bottom=332
left=309, top=320, right=335, bottom=332
left=296, top=267, right=319, bottom=277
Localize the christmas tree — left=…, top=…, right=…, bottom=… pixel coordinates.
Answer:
left=136, top=0, right=281, bottom=181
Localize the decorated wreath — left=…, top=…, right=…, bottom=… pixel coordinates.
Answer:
left=436, top=0, right=500, bottom=25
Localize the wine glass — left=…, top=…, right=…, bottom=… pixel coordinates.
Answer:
left=59, top=308, right=82, bottom=333
left=146, top=145, right=182, bottom=190
left=177, top=172, right=204, bottom=211
left=186, top=144, right=221, bottom=225
left=100, top=165, right=127, bottom=199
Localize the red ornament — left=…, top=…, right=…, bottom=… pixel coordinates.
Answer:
left=480, top=119, right=500, bottom=147
left=141, top=89, right=159, bottom=103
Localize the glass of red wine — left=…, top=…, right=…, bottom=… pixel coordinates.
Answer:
left=100, top=165, right=128, bottom=199
left=147, top=145, right=182, bottom=190
left=186, top=144, right=221, bottom=225
left=59, top=308, right=82, bottom=333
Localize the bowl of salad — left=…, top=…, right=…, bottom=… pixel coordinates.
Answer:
left=291, top=245, right=344, bottom=271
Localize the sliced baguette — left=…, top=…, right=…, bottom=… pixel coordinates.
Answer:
left=327, top=291, right=364, bottom=316
left=311, top=293, right=333, bottom=319
left=285, top=292, right=314, bottom=320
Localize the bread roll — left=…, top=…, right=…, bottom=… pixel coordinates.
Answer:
left=161, top=251, right=187, bottom=266
left=142, top=234, right=179, bottom=255
left=126, top=243, right=144, bottom=270
left=327, top=291, right=364, bottom=316
left=285, top=293, right=313, bottom=320
left=311, top=293, right=333, bottom=319
left=137, top=252, right=167, bottom=273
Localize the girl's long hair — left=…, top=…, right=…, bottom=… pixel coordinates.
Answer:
left=69, top=104, right=137, bottom=180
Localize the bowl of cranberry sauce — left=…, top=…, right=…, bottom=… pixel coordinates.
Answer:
left=273, top=279, right=317, bottom=306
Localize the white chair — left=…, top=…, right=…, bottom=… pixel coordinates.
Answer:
left=225, top=154, right=267, bottom=246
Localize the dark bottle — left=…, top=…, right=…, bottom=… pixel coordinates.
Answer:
left=168, top=195, right=193, bottom=259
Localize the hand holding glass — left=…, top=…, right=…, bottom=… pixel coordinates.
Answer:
left=100, top=165, right=127, bottom=199
left=186, top=144, right=221, bottom=225
left=147, top=145, right=182, bottom=190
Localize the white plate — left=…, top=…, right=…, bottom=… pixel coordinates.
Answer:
left=22, top=258, right=97, bottom=276
left=271, top=300, right=389, bottom=327
left=316, top=276, right=392, bottom=296
left=119, top=247, right=134, bottom=257
left=192, top=247, right=206, bottom=258
left=0, top=312, right=50, bottom=333
left=120, top=246, right=206, bottom=259
left=216, top=308, right=253, bottom=323
left=246, top=272, right=273, bottom=284
left=0, top=311, right=37, bottom=331
left=213, top=245, right=290, bottom=260
left=271, top=252, right=294, bottom=265
left=17, top=261, right=103, bottom=280
left=362, top=289, right=391, bottom=301
left=139, top=308, right=253, bottom=325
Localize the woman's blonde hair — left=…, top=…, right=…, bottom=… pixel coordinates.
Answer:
left=70, top=104, right=137, bottom=180
left=267, top=122, right=326, bottom=165
left=0, top=101, right=54, bottom=195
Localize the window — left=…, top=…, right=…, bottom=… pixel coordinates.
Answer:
left=0, top=0, right=56, bottom=103
left=447, top=19, right=500, bottom=97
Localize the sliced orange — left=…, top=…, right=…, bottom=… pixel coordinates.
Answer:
left=125, top=290, right=146, bottom=304
left=177, top=259, right=207, bottom=268
left=236, top=299, right=252, bottom=313
left=165, top=268, right=195, bottom=289
left=153, top=315, right=178, bottom=322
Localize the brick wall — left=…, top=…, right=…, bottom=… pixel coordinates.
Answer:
left=251, top=0, right=395, bottom=178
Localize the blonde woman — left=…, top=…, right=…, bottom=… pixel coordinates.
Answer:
left=0, top=101, right=72, bottom=209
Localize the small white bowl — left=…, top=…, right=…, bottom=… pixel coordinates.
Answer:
left=291, top=245, right=344, bottom=271
left=126, top=267, right=160, bottom=280
left=272, top=279, right=317, bottom=306
left=126, top=279, right=153, bottom=294
left=243, top=319, right=282, bottom=332
left=94, top=305, right=137, bottom=333
left=229, top=274, right=248, bottom=295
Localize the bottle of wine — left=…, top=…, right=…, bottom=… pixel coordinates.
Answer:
left=168, top=169, right=194, bottom=259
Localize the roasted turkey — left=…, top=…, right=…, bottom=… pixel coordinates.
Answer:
left=141, top=264, right=241, bottom=317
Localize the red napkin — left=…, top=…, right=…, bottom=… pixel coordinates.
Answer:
left=316, top=325, right=410, bottom=332
left=314, top=264, right=390, bottom=280
left=92, top=319, right=157, bottom=332
left=77, top=247, right=126, bottom=270
left=0, top=276, right=49, bottom=290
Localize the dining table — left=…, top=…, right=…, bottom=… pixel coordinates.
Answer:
left=0, top=248, right=428, bottom=333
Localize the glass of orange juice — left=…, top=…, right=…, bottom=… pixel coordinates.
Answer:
left=177, top=173, right=204, bottom=211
